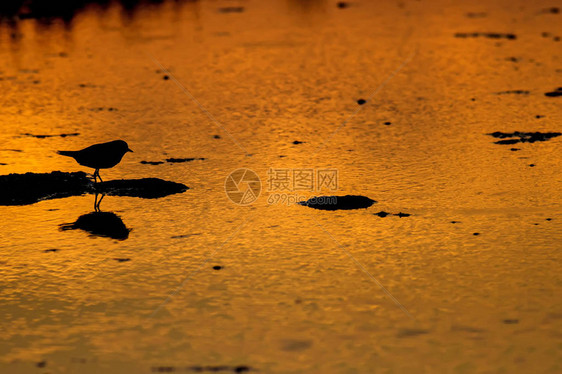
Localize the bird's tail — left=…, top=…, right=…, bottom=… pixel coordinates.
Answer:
left=57, top=150, right=77, bottom=158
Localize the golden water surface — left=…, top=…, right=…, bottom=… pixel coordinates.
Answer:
left=1, top=0, right=561, bottom=372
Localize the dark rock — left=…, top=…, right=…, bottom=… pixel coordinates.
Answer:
left=0, top=171, right=188, bottom=205
left=487, top=131, right=562, bottom=145
left=384, top=121, right=392, bottom=125
left=546, top=218, right=552, bottom=221
left=0, top=171, right=90, bottom=205
left=44, top=248, right=58, bottom=253
left=396, top=212, right=410, bottom=217
left=495, top=139, right=520, bottom=145
left=140, top=161, right=165, bottom=165
left=529, top=164, right=535, bottom=167
left=213, top=135, right=221, bottom=139
left=97, top=178, right=189, bottom=198
left=292, top=140, right=304, bottom=145
left=234, top=366, right=251, bottom=373
left=473, top=232, right=480, bottom=236
left=36, top=361, right=46, bottom=368
left=60, top=211, right=130, bottom=240
left=374, top=211, right=390, bottom=217
left=545, top=7, right=559, bottom=14
left=510, top=148, right=520, bottom=151
left=298, top=195, right=376, bottom=210
left=337, top=2, right=350, bottom=9
left=451, top=221, right=460, bottom=224
left=545, top=87, right=562, bottom=97
left=163, top=75, right=169, bottom=80
left=535, top=115, right=544, bottom=118
left=357, top=99, right=366, bottom=105
left=212, top=265, right=222, bottom=270
left=114, top=258, right=131, bottom=262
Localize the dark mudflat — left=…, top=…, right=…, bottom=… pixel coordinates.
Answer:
left=0, top=171, right=188, bottom=205
left=298, top=195, right=376, bottom=210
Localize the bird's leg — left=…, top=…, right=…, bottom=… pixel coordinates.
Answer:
left=95, top=194, right=105, bottom=211
left=97, top=170, right=103, bottom=183
left=94, top=192, right=100, bottom=212
left=93, top=169, right=100, bottom=183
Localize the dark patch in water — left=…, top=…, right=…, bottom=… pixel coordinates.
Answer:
left=22, top=132, right=79, bottom=138
left=503, top=319, right=519, bottom=324
left=337, top=2, right=350, bottom=9
left=218, top=7, right=245, bottom=13
left=166, top=157, right=206, bottom=163
left=495, top=90, right=529, bottom=95
left=397, top=328, right=429, bottom=338
left=357, top=98, right=366, bottom=105
left=44, top=248, right=58, bottom=253
left=541, top=7, right=559, bottom=14
left=374, top=211, right=411, bottom=217
left=544, top=87, right=562, bottom=97
left=488, top=131, right=562, bottom=145
left=213, top=135, right=221, bottom=139
left=292, top=140, right=304, bottom=145
left=0, top=171, right=188, bottom=205
left=465, top=12, right=487, bottom=18
left=140, top=160, right=165, bottom=165
left=154, top=365, right=252, bottom=373
left=455, top=32, right=516, bottom=40
left=114, top=258, right=131, bottom=262
left=299, top=195, right=376, bottom=210
left=60, top=211, right=130, bottom=240
left=213, top=265, right=222, bottom=270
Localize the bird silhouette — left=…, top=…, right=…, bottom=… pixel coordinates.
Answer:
left=57, top=140, right=133, bottom=183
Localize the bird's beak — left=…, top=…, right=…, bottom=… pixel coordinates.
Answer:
left=127, top=148, right=133, bottom=153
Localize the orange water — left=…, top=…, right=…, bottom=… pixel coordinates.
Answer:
left=1, top=0, right=561, bottom=372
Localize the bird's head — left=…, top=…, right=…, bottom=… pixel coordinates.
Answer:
left=114, top=140, right=133, bottom=154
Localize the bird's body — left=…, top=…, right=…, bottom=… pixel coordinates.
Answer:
left=58, top=140, right=132, bottom=182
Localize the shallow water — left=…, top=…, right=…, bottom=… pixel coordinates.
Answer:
left=1, top=0, right=562, bottom=372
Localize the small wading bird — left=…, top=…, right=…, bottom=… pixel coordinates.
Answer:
left=57, top=140, right=133, bottom=183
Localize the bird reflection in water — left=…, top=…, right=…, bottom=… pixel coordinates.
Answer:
left=59, top=193, right=131, bottom=240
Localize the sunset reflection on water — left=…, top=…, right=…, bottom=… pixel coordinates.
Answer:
left=1, top=0, right=561, bottom=373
